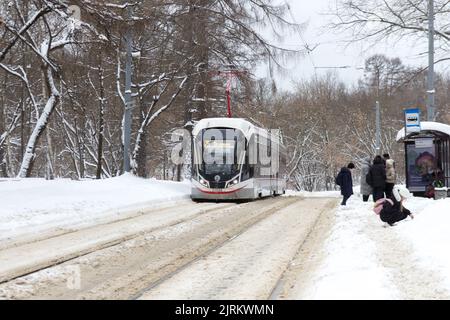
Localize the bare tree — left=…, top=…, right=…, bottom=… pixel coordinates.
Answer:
left=330, top=0, right=450, bottom=54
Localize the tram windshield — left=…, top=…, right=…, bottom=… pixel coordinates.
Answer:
left=196, top=128, right=245, bottom=181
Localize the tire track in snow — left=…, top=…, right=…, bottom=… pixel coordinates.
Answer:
left=365, top=213, right=450, bottom=299
left=268, top=198, right=339, bottom=299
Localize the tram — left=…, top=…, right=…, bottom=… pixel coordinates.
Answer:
left=191, top=118, right=287, bottom=201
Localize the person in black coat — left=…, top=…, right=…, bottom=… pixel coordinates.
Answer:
left=366, top=155, right=386, bottom=201
left=379, top=186, right=414, bottom=226
left=335, top=162, right=355, bottom=206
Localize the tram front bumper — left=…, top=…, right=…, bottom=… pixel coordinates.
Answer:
left=190, top=181, right=255, bottom=200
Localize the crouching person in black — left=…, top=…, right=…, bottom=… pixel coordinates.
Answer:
left=379, top=186, right=414, bottom=226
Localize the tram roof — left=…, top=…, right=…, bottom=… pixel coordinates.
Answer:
left=192, top=117, right=278, bottom=141
left=396, top=121, right=450, bottom=142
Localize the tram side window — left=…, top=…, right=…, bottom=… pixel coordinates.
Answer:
left=239, top=137, right=248, bottom=181
left=281, top=149, right=287, bottom=180
left=246, top=136, right=258, bottom=178
left=259, top=135, right=270, bottom=178
left=251, top=134, right=259, bottom=178
left=242, top=151, right=250, bottom=181
left=268, top=138, right=273, bottom=178
left=256, top=135, right=261, bottom=178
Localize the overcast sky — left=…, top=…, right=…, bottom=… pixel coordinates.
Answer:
left=258, top=0, right=445, bottom=92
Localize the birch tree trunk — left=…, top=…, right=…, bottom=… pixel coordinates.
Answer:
left=96, top=64, right=105, bottom=179
left=0, top=73, right=6, bottom=177
left=45, top=127, right=55, bottom=180
left=17, top=66, right=60, bottom=178
left=0, top=76, right=8, bottom=177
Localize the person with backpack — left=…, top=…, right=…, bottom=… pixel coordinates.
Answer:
left=374, top=186, right=414, bottom=226
left=360, top=156, right=373, bottom=202
left=366, top=155, right=386, bottom=201
left=385, top=159, right=396, bottom=198
left=335, top=162, right=355, bottom=206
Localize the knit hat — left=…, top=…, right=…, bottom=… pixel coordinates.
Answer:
left=393, top=186, right=412, bottom=201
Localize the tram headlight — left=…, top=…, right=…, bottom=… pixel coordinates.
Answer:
left=227, top=179, right=239, bottom=187
left=199, top=178, right=208, bottom=187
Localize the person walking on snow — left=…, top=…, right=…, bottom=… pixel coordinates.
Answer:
left=335, top=162, right=355, bottom=206
left=366, top=155, right=386, bottom=201
left=360, top=157, right=373, bottom=202
left=377, top=186, right=414, bottom=226
left=385, top=159, right=396, bottom=198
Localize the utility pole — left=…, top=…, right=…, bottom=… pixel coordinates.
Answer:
left=375, top=101, right=381, bottom=155
left=427, top=0, right=436, bottom=121
left=123, top=5, right=133, bottom=173
left=374, top=70, right=381, bottom=156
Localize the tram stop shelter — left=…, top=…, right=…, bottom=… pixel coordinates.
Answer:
left=396, top=121, right=450, bottom=196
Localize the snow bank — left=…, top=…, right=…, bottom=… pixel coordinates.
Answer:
left=284, top=190, right=341, bottom=198
left=299, top=188, right=450, bottom=299
left=300, top=196, right=399, bottom=299
left=0, top=174, right=190, bottom=242
left=397, top=197, right=450, bottom=289
left=285, top=185, right=359, bottom=198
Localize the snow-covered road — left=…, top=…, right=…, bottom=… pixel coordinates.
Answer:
left=0, top=196, right=338, bottom=299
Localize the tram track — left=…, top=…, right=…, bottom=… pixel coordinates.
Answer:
left=0, top=196, right=338, bottom=300
left=137, top=197, right=338, bottom=300
left=75, top=196, right=300, bottom=300
left=130, top=196, right=300, bottom=300
left=0, top=201, right=234, bottom=284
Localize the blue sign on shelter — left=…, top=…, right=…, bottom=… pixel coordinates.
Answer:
left=404, top=108, right=421, bottom=134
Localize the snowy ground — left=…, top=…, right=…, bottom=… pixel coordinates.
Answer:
left=0, top=174, right=190, bottom=243
left=295, top=187, right=450, bottom=299
left=285, top=189, right=341, bottom=198
left=1, top=176, right=450, bottom=300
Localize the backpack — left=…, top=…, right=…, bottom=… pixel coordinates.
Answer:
left=335, top=172, right=343, bottom=186
left=366, top=171, right=373, bottom=186
left=373, top=198, right=393, bottom=215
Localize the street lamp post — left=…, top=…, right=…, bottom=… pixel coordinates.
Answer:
left=123, top=5, right=133, bottom=173
left=427, top=0, right=436, bottom=121
left=375, top=100, right=381, bottom=155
